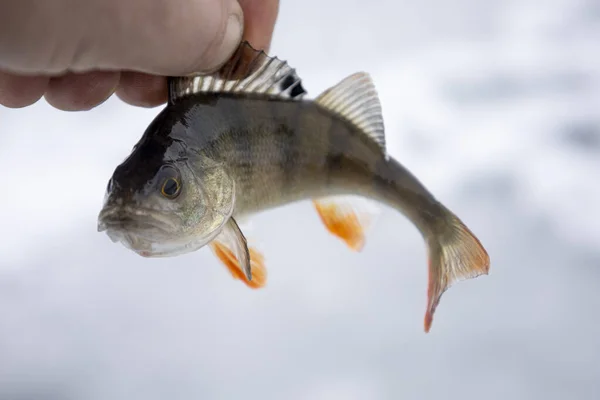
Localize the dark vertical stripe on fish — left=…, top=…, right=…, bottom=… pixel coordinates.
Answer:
left=279, top=101, right=302, bottom=194
left=245, top=101, right=263, bottom=190
left=373, top=156, right=392, bottom=195
left=226, top=98, right=254, bottom=183
left=325, top=119, right=352, bottom=186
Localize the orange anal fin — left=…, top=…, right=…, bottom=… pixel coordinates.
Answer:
left=313, top=199, right=373, bottom=252
left=210, top=242, right=267, bottom=289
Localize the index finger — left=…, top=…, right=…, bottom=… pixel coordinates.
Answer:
left=116, top=0, right=281, bottom=108
left=238, top=0, right=280, bottom=51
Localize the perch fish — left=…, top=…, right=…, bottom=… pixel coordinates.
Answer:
left=97, top=41, right=490, bottom=332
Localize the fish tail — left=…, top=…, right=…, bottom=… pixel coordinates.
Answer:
left=423, top=206, right=490, bottom=333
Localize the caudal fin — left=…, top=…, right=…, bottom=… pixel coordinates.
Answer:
left=424, top=211, right=490, bottom=333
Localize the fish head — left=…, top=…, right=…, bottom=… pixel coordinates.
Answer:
left=97, top=111, right=235, bottom=257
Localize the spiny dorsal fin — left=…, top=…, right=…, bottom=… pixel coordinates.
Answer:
left=168, top=41, right=307, bottom=103
left=315, top=72, right=386, bottom=152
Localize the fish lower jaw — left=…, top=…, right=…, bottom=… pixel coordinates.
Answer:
left=102, top=227, right=213, bottom=258
left=102, top=229, right=140, bottom=250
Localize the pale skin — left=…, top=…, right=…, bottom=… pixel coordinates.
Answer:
left=0, top=0, right=279, bottom=110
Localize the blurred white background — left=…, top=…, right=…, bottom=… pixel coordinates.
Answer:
left=1, top=0, right=600, bottom=399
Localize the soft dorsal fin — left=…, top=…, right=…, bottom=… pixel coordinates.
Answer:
left=315, top=72, right=386, bottom=152
left=168, top=41, right=307, bottom=103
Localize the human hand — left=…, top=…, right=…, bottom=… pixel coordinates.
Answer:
left=0, top=0, right=279, bottom=111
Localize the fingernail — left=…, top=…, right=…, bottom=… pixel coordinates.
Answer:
left=200, top=11, right=243, bottom=73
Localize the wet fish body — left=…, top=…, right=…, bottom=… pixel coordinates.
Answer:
left=151, top=93, right=427, bottom=219
left=98, top=42, right=490, bottom=332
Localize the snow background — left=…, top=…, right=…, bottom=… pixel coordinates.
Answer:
left=1, top=0, right=600, bottom=398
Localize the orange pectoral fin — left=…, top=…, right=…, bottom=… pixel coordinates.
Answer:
left=313, top=197, right=378, bottom=252
left=210, top=241, right=267, bottom=289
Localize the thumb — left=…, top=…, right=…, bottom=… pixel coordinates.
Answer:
left=0, top=0, right=243, bottom=76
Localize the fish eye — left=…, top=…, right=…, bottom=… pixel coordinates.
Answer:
left=161, top=177, right=181, bottom=198
left=158, top=165, right=182, bottom=199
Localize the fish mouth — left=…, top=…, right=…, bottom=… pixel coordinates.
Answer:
left=97, top=205, right=222, bottom=258
left=97, top=206, right=179, bottom=235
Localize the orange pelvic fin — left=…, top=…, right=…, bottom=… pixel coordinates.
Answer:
left=208, top=217, right=266, bottom=289
left=209, top=241, right=267, bottom=289
left=313, top=196, right=380, bottom=252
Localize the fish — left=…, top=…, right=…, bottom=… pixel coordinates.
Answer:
left=97, top=41, right=490, bottom=332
